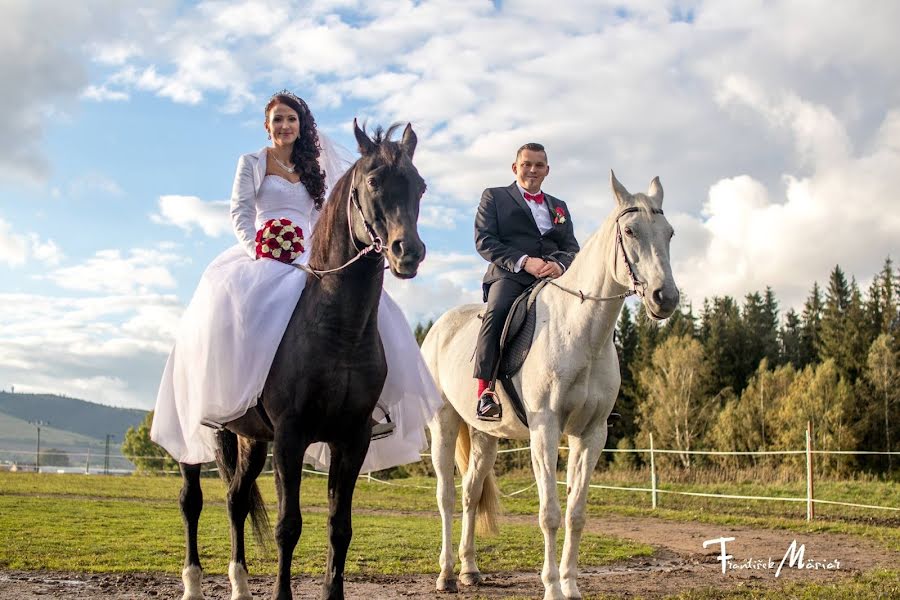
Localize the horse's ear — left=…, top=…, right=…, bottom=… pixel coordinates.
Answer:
left=610, top=170, right=630, bottom=205
left=647, top=176, right=664, bottom=206
left=400, top=123, right=417, bottom=159
left=354, top=118, right=376, bottom=156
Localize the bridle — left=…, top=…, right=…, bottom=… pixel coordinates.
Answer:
left=546, top=205, right=664, bottom=303
left=293, top=173, right=385, bottom=279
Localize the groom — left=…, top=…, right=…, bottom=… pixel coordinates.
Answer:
left=473, top=143, right=580, bottom=420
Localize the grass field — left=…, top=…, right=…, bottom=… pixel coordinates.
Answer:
left=0, top=470, right=897, bottom=599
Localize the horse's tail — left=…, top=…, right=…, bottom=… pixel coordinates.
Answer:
left=455, top=424, right=500, bottom=537
left=215, top=429, right=272, bottom=548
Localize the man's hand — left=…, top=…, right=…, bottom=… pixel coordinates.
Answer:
left=523, top=256, right=548, bottom=277
left=537, top=260, right=563, bottom=279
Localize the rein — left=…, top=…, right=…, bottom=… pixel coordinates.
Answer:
left=293, top=177, right=385, bottom=279
left=545, top=206, right=664, bottom=303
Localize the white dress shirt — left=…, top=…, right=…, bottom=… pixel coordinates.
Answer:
left=514, top=182, right=553, bottom=272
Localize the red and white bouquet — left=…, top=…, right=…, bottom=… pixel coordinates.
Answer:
left=255, top=218, right=304, bottom=263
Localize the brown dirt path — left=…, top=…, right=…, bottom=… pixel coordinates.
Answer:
left=1, top=512, right=896, bottom=599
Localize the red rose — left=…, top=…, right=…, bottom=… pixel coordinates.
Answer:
left=283, top=231, right=294, bottom=241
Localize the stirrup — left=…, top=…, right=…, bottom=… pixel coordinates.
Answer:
left=371, top=403, right=395, bottom=440
left=476, top=390, right=502, bottom=422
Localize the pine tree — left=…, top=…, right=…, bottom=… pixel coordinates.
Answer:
left=818, top=266, right=852, bottom=373
left=699, top=296, right=745, bottom=395
left=875, top=257, right=899, bottom=340
left=612, top=303, right=640, bottom=444
left=799, top=282, right=824, bottom=366
left=843, top=279, right=872, bottom=381
left=661, top=299, right=697, bottom=341
left=780, top=308, right=803, bottom=368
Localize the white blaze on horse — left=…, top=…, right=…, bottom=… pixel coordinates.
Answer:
left=422, top=172, right=679, bottom=600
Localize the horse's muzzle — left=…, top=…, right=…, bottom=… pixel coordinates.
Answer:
left=647, top=284, right=679, bottom=319
left=388, top=237, right=426, bottom=279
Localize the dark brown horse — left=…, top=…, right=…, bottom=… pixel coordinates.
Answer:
left=178, top=121, right=426, bottom=600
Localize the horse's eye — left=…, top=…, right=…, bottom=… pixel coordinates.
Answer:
left=367, top=177, right=379, bottom=189
left=624, top=227, right=634, bottom=237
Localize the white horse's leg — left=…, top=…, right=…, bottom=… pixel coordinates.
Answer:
left=181, top=565, right=204, bottom=600
left=430, top=403, right=462, bottom=593
left=458, top=428, right=498, bottom=586
left=228, top=561, right=252, bottom=600
left=559, top=426, right=606, bottom=599
left=531, top=416, right=565, bottom=600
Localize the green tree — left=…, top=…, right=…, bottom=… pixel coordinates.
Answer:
left=818, top=265, right=852, bottom=374
left=842, top=279, right=873, bottom=381
left=121, top=411, right=179, bottom=474
left=799, top=281, right=824, bottom=367
left=636, top=335, right=714, bottom=468
left=699, top=296, right=744, bottom=395
left=413, top=320, right=434, bottom=346
left=612, top=303, right=640, bottom=445
left=741, top=290, right=779, bottom=379
left=874, top=257, right=899, bottom=343
left=863, top=334, right=900, bottom=473
left=710, top=360, right=796, bottom=456
left=780, top=308, right=803, bottom=368
left=772, top=360, right=859, bottom=474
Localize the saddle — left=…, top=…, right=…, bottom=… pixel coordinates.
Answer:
left=478, top=280, right=548, bottom=426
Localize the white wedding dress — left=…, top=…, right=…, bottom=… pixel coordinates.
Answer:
left=151, top=147, right=442, bottom=471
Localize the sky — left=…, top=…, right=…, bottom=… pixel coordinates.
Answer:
left=1, top=0, right=898, bottom=410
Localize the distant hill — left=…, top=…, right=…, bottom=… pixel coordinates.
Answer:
left=0, top=412, right=100, bottom=447
left=0, top=392, right=147, bottom=442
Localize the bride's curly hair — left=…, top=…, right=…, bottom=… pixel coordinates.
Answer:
left=265, top=93, right=327, bottom=209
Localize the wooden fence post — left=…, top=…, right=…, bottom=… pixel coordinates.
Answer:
left=649, top=433, right=658, bottom=510
left=806, top=420, right=815, bottom=521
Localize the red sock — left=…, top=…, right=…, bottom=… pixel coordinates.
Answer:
left=477, top=378, right=490, bottom=397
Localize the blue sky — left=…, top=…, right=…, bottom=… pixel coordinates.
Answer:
left=1, top=0, right=899, bottom=409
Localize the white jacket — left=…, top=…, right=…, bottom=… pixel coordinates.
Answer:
left=230, top=147, right=270, bottom=259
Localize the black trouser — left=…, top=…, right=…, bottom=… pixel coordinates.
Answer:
left=473, top=278, right=530, bottom=381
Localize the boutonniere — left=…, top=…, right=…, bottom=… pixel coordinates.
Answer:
left=553, top=206, right=567, bottom=224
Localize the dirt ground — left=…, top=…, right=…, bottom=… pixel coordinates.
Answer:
left=1, top=513, right=896, bottom=599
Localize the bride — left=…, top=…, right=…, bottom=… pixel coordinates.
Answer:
left=151, top=90, right=441, bottom=472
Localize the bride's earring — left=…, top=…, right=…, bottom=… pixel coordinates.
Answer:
left=267, top=132, right=272, bottom=140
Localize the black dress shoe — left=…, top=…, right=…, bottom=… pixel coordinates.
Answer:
left=476, top=390, right=502, bottom=422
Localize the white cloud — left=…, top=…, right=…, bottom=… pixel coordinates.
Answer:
left=672, top=107, right=900, bottom=310
left=384, top=250, right=484, bottom=325
left=0, top=218, right=65, bottom=267
left=419, top=203, right=467, bottom=230
left=66, top=172, right=124, bottom=198
left=42, top=247, right=183, bottom=294
left=0, top=292, right=182, bottom=409
left=81, top=84, right=130, bottom=102
left=152, top=195, right=232, bottom=237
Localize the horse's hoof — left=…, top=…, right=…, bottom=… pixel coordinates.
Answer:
left=436, top=575, right=458, bottom=593
left=181, top=566, right=204, bottom=600
left=459, top=571, right=484, bottom=586
left=562, top=581, right=582, bottom=600
left=229, top=561, right=253, bottom=600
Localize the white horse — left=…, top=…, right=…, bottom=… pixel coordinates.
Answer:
left=422, top=172, right=679, bottom=600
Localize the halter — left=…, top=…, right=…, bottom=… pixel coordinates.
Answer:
left=546, top=205, right=664, bottom=303
left=293, top=175, right=385, bottom=279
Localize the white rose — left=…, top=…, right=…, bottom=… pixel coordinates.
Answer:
left=273, top=248, right=281, bottom=258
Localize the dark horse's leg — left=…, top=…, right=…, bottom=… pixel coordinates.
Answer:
left=179, top=462, right=204, bottom=600
left=321, top=434, right=371, bottom=600
left=272, top=421, right=305, bottom=600
left=227, top=439, right=269, bottom=600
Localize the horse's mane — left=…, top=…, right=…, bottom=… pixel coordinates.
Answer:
left=308, top=125, right=407, bottom=267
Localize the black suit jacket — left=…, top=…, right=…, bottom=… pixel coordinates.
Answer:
left=474, top=182, right=580, bottom=298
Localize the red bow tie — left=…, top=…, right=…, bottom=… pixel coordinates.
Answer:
left=524, top=191, right=544, bottom=204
